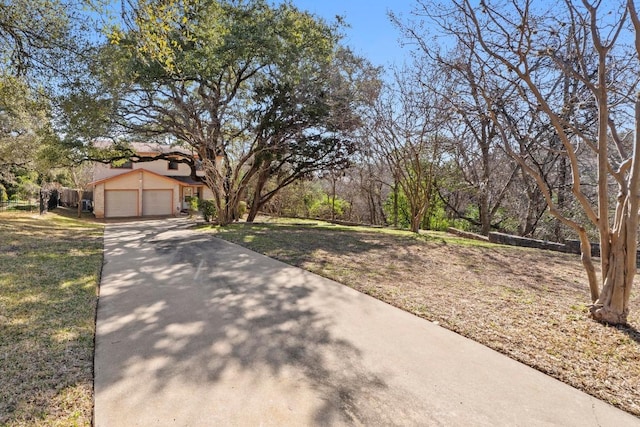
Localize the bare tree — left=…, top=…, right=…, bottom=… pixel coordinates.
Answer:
left=349, top=156, right=390, bottom=225
left=435, top=49, right=519, bottom=235
left=410, top=0, right=640, bottom=325
left=368, top=65, right=444, bottom=233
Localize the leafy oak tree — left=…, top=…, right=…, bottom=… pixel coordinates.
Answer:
left=1, top=0, right=100, bottom=202
left=0, top=76, right=56, bottom=191
left=0, top=0, right=70, bottom=77
left=75, top=0, right=373, bottom=224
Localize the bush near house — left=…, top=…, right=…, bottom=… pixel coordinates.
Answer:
left=201, top=199, right=216, bottom=222
left=186, top=196, right=199, bottom=218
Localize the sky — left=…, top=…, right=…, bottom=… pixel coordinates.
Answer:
left=288, top=0, right=417, bottom=69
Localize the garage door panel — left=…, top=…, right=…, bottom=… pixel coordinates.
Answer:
left=105, top=191, right=138, bottom=218
left=142, top=190, right=172, bottom=216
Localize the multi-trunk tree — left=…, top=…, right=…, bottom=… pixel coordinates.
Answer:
left=69, top=0, right=373, bottom=225
left=366, top=65, right=444, bottom=233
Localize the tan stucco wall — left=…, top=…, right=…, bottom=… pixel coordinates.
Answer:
left=172, top=185, right=180, bottom=214
left=93, top=160, right=200, bottom=181
left=93, top=183, right=105, bottom=218
left=134, top=160, right=192, bottom=176
left=104, top=172, right=142, bottom=190
left=142, top=173, right=173, bottom=189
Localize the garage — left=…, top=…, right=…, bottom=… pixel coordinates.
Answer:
left=91, top=169, right=182, bottom=219
left=142, top=190, right=173, bottom=216
left=105, top=190, right=138, bottom=217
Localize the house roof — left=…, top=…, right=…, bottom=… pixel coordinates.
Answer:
left=166, top=175, right=205, bottom=186
left=89, top=168, right=199, bottom=187
left=92, top=139, right=194, bottom=156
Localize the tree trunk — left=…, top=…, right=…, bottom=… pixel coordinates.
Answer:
left=410, top=214, right=421, bottom=233
left=555, top=140, right=569, bottom=242
left=410, top=198, right=428, bottom=233
left=246, top=167, right=273, bottom=223
left=76, top=189, right=83, bottom=218
left=246, top=199, right=260, bottom=223
left=479, top=194, right=490, bottom=236
left=393, top=183, right=399, bottom=227
left=590, top=226, right=634, bottom=325
left=591, top=93, right=640, bottom=325
left=246, top=174, right=266, bottom=223
left=331, top=177, right=336, bottom=221
left=590, top=93, right=640, bottom=325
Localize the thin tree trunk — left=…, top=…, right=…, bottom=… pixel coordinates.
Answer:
left=577, top=229, right=599, bottom=304
left=590, top=93, right=640, bottom=325
left=410, top=214, right=421, bottom=233
left=331, top=176, right=336, bottom=221
left=555, top=156, right=568, bottom=242
left=393, top=183, right=399, bottom=227
left=76, top=189, right=82, bottom=218
left=246, top=169, right=269, bottom=223
left=479, top=192, right=490, bottom=236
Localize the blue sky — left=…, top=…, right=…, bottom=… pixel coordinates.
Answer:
left=288, top=0, right=416, bottom=68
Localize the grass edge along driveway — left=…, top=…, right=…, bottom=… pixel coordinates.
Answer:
left=209, top=217, right=640, bottom=418
left=0, top=211, right=103, bottom=426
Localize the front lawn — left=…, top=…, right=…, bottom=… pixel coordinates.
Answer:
left=211, top=218, right=640, bottom=417
left=0, top=212, right=103, bottom=426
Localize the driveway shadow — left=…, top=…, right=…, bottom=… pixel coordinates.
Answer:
left=95, top=219, right=398, bottom=425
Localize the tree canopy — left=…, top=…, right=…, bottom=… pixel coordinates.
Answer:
left=69, top=0, right=378, bottom=224
left=0, top=75, right=55, bottom=191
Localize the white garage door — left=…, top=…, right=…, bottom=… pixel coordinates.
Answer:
left=105, top=190, right=138, bottom=218
left=142, top=190, right=173, bottom=216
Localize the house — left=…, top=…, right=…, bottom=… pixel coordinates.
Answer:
left=90, top=142, right=214, bottom=219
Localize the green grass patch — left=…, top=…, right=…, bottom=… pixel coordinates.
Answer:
left=0, top=211, right=103, bottom=426
left=208, top=217, right=502, bottom=255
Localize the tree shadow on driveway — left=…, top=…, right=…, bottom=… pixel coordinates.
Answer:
left=95, top=219, right=422, bottom=425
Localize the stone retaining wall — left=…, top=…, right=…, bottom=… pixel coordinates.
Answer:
left=447, top=228, right=489, bottom=242
left=488, top=232, right=569, bottom=253
left=487, top=232, right=640, bottom=267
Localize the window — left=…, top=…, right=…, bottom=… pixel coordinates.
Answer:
left=110, top=160, right=132, bottom=169
left=168, top=160, right=179, bottom=170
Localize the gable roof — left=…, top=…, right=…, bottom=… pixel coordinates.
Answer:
left=92, top=139, right=194, bottom=156
left=89, top=168, right=198, bottom=187
left=166, top=175, right=205, bottom=186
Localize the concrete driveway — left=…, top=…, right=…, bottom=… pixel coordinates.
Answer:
left=94, top=218, right=639, bottom=426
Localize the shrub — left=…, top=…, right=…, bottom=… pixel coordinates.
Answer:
left=237, top=201, right=247, bottom=219
left=201, top=199, right=216, bottom=222
left=186, top=196, right=199, bottom=212
left=309, top=195, right=350, bottom=220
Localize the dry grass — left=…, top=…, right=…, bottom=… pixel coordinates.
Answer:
left=213, top=218, right=640, bottom=417
left=0, top=211, right=103, bottom=426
